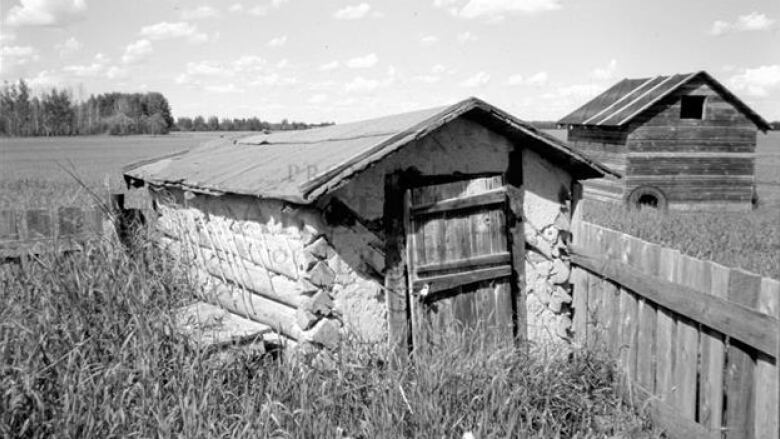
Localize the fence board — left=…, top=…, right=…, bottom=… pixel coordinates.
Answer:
left=700, top=263, right=728, bottom=432
left=636, top=241, right=660, bottom=393
left=755, top=278, right=779, bottom=439
left=0, top=210, right=20, bottom=240
left=572, top=267, right=589, bottom=345
left=656, top=247, right=678, bottom=403
left=725, top=269, right=762, bottom=439
left=673, top=255, right=703, bottom=420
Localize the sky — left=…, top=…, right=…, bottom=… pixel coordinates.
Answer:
left=0, top=0, right=778, bottom=123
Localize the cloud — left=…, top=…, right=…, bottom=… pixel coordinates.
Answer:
left=333, top=3, right=371, bottom=20
left=434, top=0, right=560, bottom=21
left=413, top=75, right=441, bottom=84
left=0, top=33, right=16, bottom=44
left=122, top=39, right=153, bottom=64
left=460, top=71, right=490, bottom=87
left=267, top=35, right=288, bottom=47
left=318, top=61, right=340, bottom=71
left=5, top=0, right=87, bottom=27
left=205, top=83, right=243, bottom=93
left=591, top=59, right=617, bottom=80
left=0, top=45, right=40, bottom=69
left=175, top=56, right=272, bottom=87
left=249, top=5, right=268, bottom=15
left=63, top=53, right=127, bottom=79
left=344, top=77, right=380, bottom=92
left=507, top=71, right=548, bottom=86
left=55, top=37, right=82, bottom=57
left=711, top=12, right=775, bottom=35
left=729, top=65, right=780, bottom=97
left=308, top=94, right=328, bottom=104
left=346, top=53, right=378, bottom=68
left=420, top=35, right=439, bottom=45
left=180, top=6, right=220, bottom=20
left=140, top=22, right=209, bottom=43
left=457, top=31, right=477, bottom=43
left=229, top=3, right=244, bottom=12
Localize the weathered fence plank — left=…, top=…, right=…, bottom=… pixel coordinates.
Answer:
left=755, top=278, right=779, bottom=439
left=656, top=247, right=678, bottom=403
left=725, top=269, right=762, bottom=439
left=635, top=241, right=660, bottom=393
left=699, top=263, right=728, bottom=431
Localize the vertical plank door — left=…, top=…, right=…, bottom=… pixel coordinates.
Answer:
left=405, top=175, right=518, bottom=352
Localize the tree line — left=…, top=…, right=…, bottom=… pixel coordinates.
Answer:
left=174, top=116, right=333, bottom=132
left=1, top=79, right=174, bottom=136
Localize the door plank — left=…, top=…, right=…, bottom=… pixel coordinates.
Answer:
left=414, top=265, right=512, bottom=295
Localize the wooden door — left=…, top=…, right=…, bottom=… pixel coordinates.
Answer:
left=405, top=175, right=518, bottom=351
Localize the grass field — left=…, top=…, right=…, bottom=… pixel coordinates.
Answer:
left=0, top=240, right=655, bottom=437
left=0, top=132, right=227, bottom=208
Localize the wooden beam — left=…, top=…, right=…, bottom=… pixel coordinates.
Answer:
left=384, top=173, right=410, bottom=361
left=570, top=245, right=778, bottom=357
left=413, top=265, right=512, bottom=295
left=415, top=251, right=510, bottom=276
left=411, top=187, right=506, bottom=216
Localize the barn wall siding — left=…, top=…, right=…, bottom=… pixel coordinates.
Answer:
left=625, top=79, right=757, bottom=208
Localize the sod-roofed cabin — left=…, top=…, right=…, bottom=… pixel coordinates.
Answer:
left=559, top=71, right=771, bottom=211
left=124, top=97, right=613, bottom=354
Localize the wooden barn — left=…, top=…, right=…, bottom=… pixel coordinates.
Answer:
left=124, top=97, right=613, bottom=354
left=558, top=71, right=771, bottom=211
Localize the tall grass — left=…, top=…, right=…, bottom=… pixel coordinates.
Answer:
left=1, top=238, right=653, bottom=438
left=583, top=200, right=780, bottom=279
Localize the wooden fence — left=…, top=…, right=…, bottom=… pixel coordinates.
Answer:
left=0, top=207, right=108, bottom=261
left=571, top=220, right=779, bottom=439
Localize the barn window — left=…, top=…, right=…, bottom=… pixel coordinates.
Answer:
left=680, top=95, right=706, bottom=119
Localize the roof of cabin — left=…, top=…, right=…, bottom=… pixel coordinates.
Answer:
left=124, top=97, right=616, bottom=204
left=558, top=71, right=771, bottom=131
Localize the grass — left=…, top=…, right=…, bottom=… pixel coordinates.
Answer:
left=0, top=237, right=655, bottom=438
left=582, top=200, right=779, bottom=279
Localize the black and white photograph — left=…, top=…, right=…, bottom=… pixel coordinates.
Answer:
left=1, top=0, right=778, bottom=437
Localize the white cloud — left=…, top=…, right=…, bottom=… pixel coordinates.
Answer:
left=249, top=5, right=268, bottom=15
left=334, top=3, right=371, bottom=20
left=205, top=83, right=243, bottom=93
left=460, top=71, right=490, bottom=87
left=229, top=3, right=244, bottom=12
left=434, top=0, right=560, bottom=21
left=122, top=39, right=153, bottom=64
left=275, top=59, right=289, bottom=69
left=420, top=35, right=439, bottom=45
left=507, top=71, right=548, bottom=86
left=181, top=6, right=220, bottom=20
left=729, top=65, right=780, bottom=97
left=345, top=76, right=380, bottom=92
left=591, top=59, right=617, bottom=80
left=26, top=70, right=65, bottom=89
left=308, top=94, right=328, bottom=104
left=413, top=75, right=441, bottom=84
left=711, top=12, right=775, bottom=35
left=55, top=37, right=82, bottom=57
left=457, top=31, right=477, bottom=43
left=318, top=61, right=340, bottom=71
left=5, top=0, right=87, bottom=27
left=0, top=33, right=17, bottom=44
left=346, top=53, right=378, bottom=69
left=250, top=73, right=297, bottom=87
left=64, top=53, right=127, bottom=79
left=140, top=22, right=208, bottom=43
left=0, top=45, right=40, bottom=68
left=267, top=35, right=288, bottom=47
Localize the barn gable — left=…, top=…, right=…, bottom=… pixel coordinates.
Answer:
left=559, top=71, right=770, bottom=132
left=558, top=71, right=769, bottom=211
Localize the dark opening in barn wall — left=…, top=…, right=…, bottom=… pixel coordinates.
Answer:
left=680, top=95, right=706, bottom=119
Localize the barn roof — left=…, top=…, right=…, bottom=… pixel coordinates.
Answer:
left=558, top=71, right=771, bottom=131
left=124, top=97, right=616, bottom=204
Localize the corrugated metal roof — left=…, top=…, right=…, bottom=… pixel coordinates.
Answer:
left=124, top=97, right=616, bottom=204
left=558, top=71, right=771, bottom=131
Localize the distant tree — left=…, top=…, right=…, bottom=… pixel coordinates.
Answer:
left=207, top=116, right=220, bottom=131
left=192, top=115, right=207, bottom=131
left=42, top=88, right=75, bottom=135
left=176, top=117, right=193, bottom=131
